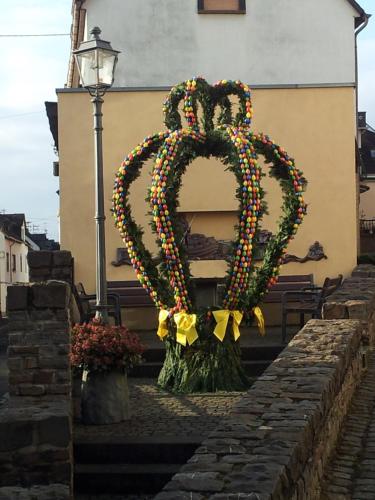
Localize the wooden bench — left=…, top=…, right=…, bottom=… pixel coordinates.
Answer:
left=107, top=281, right=154, bottom=308
left=107, top=273, right=343, bottom=345
left=280, top=274, right=343, bottom=343
left=107, top=275, right=315, bottom=309
left=262, top=274, right=315, bottom=303
left=73, top=283, right=122, bottom=325
left=107, top=278, right=226, bottom=309
left=107, top=274, right=344, bottom=345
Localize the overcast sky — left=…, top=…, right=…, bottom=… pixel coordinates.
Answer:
left=0, top=1, right=71, bottom=241
left=0, top=0, right=374, bottom=242
left=357, top=0, right=375, bottom=124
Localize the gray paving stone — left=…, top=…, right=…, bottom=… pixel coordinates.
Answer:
left=320, top=351, right=375, bottom=500
left=75, top=378, right=245, bottom=440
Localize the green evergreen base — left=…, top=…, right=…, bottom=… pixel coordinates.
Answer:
left=157, top=332, right=250, bottom=393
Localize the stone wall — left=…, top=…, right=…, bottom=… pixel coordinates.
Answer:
left=28, top=251, right=73, bottom=285
left=156, top=267, right=375, bottom=500
left=0, top=319, right=9, bottom=350
left=0, top=281, right=73, bottom=499
left=28, top=248, right=80, bottom=324
left=323, top=265, right=375, bottom=347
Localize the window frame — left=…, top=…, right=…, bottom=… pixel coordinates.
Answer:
left=197, top=0, right=246, bottom=14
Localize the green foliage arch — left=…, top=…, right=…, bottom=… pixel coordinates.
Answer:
left=112, top=77, right=307, bottom=392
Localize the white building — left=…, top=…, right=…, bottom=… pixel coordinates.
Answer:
left=0, top=214, right=33, bottom=314
left=68, top=0, right=367, bottom=88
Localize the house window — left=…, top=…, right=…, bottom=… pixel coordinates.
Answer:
left=20, top=255, right=22, bottom=272
left=6, top=253, right=9, bottom=273
left=198, top=0, right=246, bottom=14
left=371, top=150, right=375, bottom=159
left=12, top=255, right=16, bottom=272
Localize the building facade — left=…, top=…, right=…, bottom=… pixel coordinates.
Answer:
left=359, top=114, right=375, bottom=218
left=57, top=0, right=368, bottom=319
left=0, top=215, right=30, bottom=314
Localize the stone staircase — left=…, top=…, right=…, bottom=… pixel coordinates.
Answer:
left=74, top=437, right=202, bottom=496
left=129, top=343, right=283, bottom=378
left=74, top=341, right=284, bottom=497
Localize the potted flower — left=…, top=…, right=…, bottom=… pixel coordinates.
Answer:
left=70, top=321, right=145, bottom=424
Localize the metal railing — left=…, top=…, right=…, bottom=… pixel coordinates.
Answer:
left=360, top=219, right=375, bottom=234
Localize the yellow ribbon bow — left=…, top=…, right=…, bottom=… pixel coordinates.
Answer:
left=157, top=309, right=169, bottom=340
left=174, top=312, right=199, bottom=346
left=253, top=306, right=265, bottom=336
left=213, top=310, right=243, bottom=342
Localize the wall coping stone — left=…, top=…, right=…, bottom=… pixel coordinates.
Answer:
left=7, top=281, right=71, bottom=312
left=27, top=251, right=74, bottom=289
left=0, top=484, right=70, bottom=499
left=51, top=251, right=72, bottom=267
left=323, top=265, right=375, bottom=345
left=27, top=250, right=72, bottom=270
left=0, top=398, right=70, bottom=422
left=0, top=400, right=71, bottom=452
left=27, top=251, right=53, bottom=269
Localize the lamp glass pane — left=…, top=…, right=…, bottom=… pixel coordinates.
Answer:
left=97, top=50, right=117, bottom=86
left=77, top=49, right=117, bottom=88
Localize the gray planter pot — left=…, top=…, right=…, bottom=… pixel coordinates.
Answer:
left=81, top=370, right=130, bottom=424
left=72, top=369, right=83, bottom=422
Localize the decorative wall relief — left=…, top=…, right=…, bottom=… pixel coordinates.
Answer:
left=283, top=241, right=327, bottom=264
left=111, top=248, right=132, bottom=267
left=112, top=228, right=274, bottom=265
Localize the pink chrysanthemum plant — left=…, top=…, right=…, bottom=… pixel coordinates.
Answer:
left=70, top=321, right=145, bottom=374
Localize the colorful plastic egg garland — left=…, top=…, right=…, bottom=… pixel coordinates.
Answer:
left=113, top=77, right=306, bottom=314
left=112, top=78, right=307, bottom=392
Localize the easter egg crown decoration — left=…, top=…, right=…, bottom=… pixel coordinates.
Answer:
left=113, top=77, right=307, bottom=393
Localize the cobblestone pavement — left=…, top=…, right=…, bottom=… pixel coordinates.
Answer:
left=75, top=326, right=291, bottom=442
left=321, top=350, right=375, bottom=500
left=75, top=377, right=247, bottom=441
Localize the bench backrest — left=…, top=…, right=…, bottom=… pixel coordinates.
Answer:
left=107, top=280, right=154, bottom=307
left=320, top=274, right=343, bottom=301
left=263, top=274, right=314, bottom=303
left=72, top=284, right=90, bottom=320
left=108, top=275, right=317, bottom=307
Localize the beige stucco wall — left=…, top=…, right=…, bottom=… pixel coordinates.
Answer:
left=58, top=86, right=357, bottom=297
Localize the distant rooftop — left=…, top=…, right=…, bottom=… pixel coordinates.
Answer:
left=28, top=233, right=60, bottom=251
left=0, top=214, right=26, bottom=242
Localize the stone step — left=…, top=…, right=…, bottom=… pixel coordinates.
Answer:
left=74, top=437, right=201, bottom=465
left=142, top=344, right=283, bottom=362
left=129, top=358, right=272, bottom=378
left=241, top=344, right=284, bottom=359
left=74, top=463, right=181, bottom=495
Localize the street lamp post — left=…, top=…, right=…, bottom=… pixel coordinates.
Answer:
left=74, top=27, right=120, bottom=323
